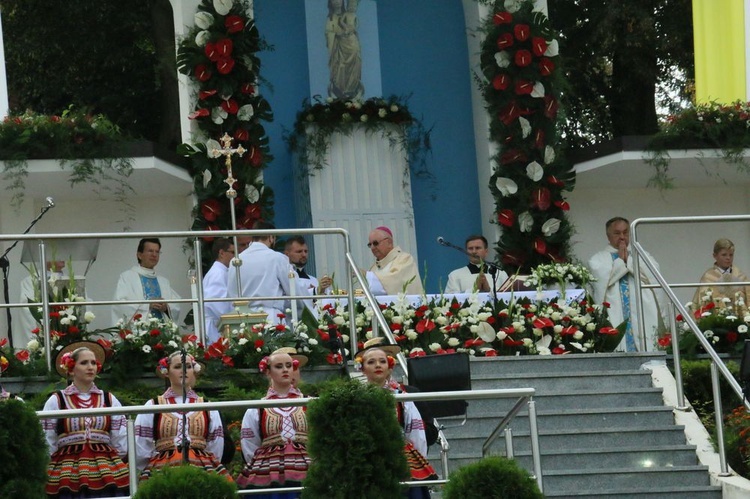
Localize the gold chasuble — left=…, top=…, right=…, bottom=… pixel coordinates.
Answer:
left=692, top=0, right=747, bottom=103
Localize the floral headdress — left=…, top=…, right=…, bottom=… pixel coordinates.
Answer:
left=156, top=352, right=202, bottom=379
left=354, top=350, right=397, bottom=371
left=258, top=354, right=300, bottom=373
left=58, top=352, right=76, bottom=375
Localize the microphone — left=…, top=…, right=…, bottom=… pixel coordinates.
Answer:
left=437, top=236, right=446, bottom=246
left=45, top=197, right=55, bottom=208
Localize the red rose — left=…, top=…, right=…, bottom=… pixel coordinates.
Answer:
left=539, top=57, right=555, bottom=76
left=492, top=12, right=513, bottom=24
left=727, top=331, right=739, bottom=343
left=68, top=325, right=80, bottom=334
left=492, top=73, right=510, bottom=91
left=514, top=50, right=532, bottom=67
left=154, top=342, right=164, bottom=351
left=532, top=37, right=548, bottom=56
left=514, top=24, right=530, bottom=41
left=201, top=199, right=222, bottom=222
left=221, top=98, right=239, bottom=114
left=496, top=33, right=514, bottom=50
left=234, top=128, right=249, bottom=141
left=225, top=15, right=245, bottom=33
left=216, top=57, right=235, bottom=75
left=194, top=64, right=212, bottom=82
left=215, top=38, right=233, bottom=57
left=497, top=209, right=515, bottom=227
left=149, top=329, right=161, bottom=337
left=657, top=335, right=672, bottom=347
left=254, top=339, right=264, bottom=349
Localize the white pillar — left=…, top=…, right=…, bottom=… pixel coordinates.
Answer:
left=0, top=8, right=9, bottom=119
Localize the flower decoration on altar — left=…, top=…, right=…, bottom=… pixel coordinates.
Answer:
left=662, top=297, right=750, bottom=357
left=285, top=95, right=431, bottom=174
left=0, top=107, right=133, bottom=213
left=203, top=320, right=331, bottom=369
left=523, top=263, right=596, bottom=291
left=176, top=0, right=275, bottom=269
left=646, top=100, right=750, bottom=189
left=479, top=0, right=576, bottom=273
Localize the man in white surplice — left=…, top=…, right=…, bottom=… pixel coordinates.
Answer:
left=227, top=222, right=292, bottom=324
left=588, top=217, right=668, bottom=352
left=203, top=237, right=235, bottom=344
left=284, top=235, right=332, bottom=311
left=112, top=238, right=181, bottom=324
left=444, top=235, right=508, bottom=294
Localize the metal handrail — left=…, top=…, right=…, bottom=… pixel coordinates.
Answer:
left=35, top=387, right=540, bottom=496
left=630, top=215, right=750, bottom=476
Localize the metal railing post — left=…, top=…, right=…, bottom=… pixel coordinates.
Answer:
left=710, top=361, right=731, bottom=476
left=37, top=241, right=53, bottom=372
left=528, top=397, right=543, bottom=493
left=668, top=301, right=688, bottom=410
left=127, top=417, right=138, bottom=494
left=504, top=427, right=514, bottom=458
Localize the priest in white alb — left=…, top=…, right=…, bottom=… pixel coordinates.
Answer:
left=366, top=226, right=424, bottom=296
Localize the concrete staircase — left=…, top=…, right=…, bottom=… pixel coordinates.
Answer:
left=425, top=352, right=723, bottom=498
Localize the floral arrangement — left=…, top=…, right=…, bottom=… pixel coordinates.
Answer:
left=479, top=0, right=576, bottom=272
left=286, top=95, right=430, bottom=174
left=0, top=107, right=133, bottom=211
left=318, top=292, right=619, bottom=358
left=523, top=263, right=596, bottom=291
left=176, top=0, right=275, bottom=269
left=646, top=100, right=750, bottom=189
left=202, top=319, right=333, bottom=369
left=661, top=299, right=750, bottom=357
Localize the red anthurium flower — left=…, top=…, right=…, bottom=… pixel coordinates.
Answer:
left=501, top=250, right=526, bottom=268
left=201, top=199, right=222, bottom=222
left=497, top=33, right=514, bottom=50
left=554, top=200, right=570, bottom=211
left=504, top=338, right=525, bottom=347
left=222, top=355, right=234, bottom=367
left=493, top=12, right=513, bottom=24
left=416, top=319, right=436, bottom=333
left=532, top=317, right=554, bottom=329
left=149, top=329, right=161, bottom=337
left=497, top=209, right=515, bottom=227
left=15, top=350, right=30, bottom=362
left=532, top=37, right=548, bottom=56
left=199, top=90, right=218, bottom=100
left=240, top=83, right=255, bottom=95
left=246, top=145, right=264, bottom=167
left=500, top=149, right=527, bottom=164
left=202, top=224, right=219, bottom=243
left=216, top=57, right=235, bottom=75
left=205, top=43, right=220, bottom=62
left=657, top=335, right=672, bottom=347
left=492, top=73, right=511, bottom=91
left=499, top=101, right=522, bottom=125
left=68, top=325, right=80, bottom=334
left=602, top=302, right=611, bottom=308
left=327, top=352, right=343, bottom=365
left=410, top=350, right=427, bottom=358
left=183, top=334, right=198, bottom=344
left=225, top=15, right=245, bottom=33
left=534, top=129, right=545, bottom=149
left=97, top=338, right=113, bottom=350
left=0, top=338, right=6, bottom=347
left=215, top=38, right=233, bottom=57
left=547, top=175, right=565, bottom=187
left=727, top=331, right=739, bottom=343
left=194, top=64, right=212, bottom=82
left=514, top=24, right=530, bottom=41
left=514, top=50, right=532, bottom=67
left=599, top=326, right=619, bottom=335
left=539, top=57, right=555, bottom=76
left=534, top=237, right=547, bottom=255
left=188, top=108, right=210, bottom=120
left=543, top=95, right=559, bottom=119
left=464, top=338, right=485, bottom=348
left=221, top=98, right=239, bottom=114
left=531, top=187, right=551, bottom=210
left=484, top=349, right=498, bottom=357
left=552, top=347, right=565, bottom=355
left=234, top=128, right=249, bottom=141
left=390, top=323, right=402, bottom=331
left=514, top=79, right=534, bottom=95
left=675, top=314, right=684, bottom=321
left=561, top=326, right=578, bottom=336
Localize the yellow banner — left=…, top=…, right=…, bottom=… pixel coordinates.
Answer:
left=693, top=0, right=746, bottom=103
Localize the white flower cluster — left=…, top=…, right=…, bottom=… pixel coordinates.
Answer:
left=524, top=263, right=596, bottom=290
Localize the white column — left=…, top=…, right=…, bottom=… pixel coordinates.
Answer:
left=0, top=8, right=9, bottom=119
left=169, top=0, right=202, bottom=144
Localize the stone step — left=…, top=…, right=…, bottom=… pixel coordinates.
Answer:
left=543, top=485, right=722, bottom=499
left=436, top=406, right=676, bottom=436
left=470, top=369, right=654, bottom=392
left=467, top=352, right=666, bottom=376
left=540, top=465, right=713, bottom=492
left=510, top=444, right=701, bottom=470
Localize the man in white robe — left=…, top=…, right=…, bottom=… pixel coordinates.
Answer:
left=203, top=238, right=235, bottom=344
left=444, top=235, right=508, bottom=295
left=227, top=222, right=292, bottom=324
left=367, top=226, right=424, bottom=296
left=112, top=238, right=181, bottom=324
left=284, top=236, right=332, bottom=312
left=588, top=217, right=668, bottom=352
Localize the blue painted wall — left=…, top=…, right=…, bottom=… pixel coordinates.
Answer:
left=255, top=0, right=483, bottom=293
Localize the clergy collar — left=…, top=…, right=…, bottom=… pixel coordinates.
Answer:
left=468, top=263, right=496, bottom=275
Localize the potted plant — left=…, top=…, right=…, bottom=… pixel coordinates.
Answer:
left=133, top=464, right=237, bottom=498
left=442, top=456, right=543, bottom=499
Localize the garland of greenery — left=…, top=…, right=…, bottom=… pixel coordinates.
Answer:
left=0, top=108, right=134, bottom=220
left=176, top=0, right=275, bottom=268
left=285, top=95, right=431, bottom=176
left=645, top=100, right=750, bottom=189
left=479, top=0, right=576, bottom=273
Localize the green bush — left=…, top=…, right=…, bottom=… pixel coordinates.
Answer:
left=442, top=456, right=543, bottom=499
left=133, top=465, right=237, bottom=499
left=303, top=379, right=408, bottom=499
left=0, top=399, right=49, bottom=499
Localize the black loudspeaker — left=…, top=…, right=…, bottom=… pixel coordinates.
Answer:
left=407, top=352, right=471, bottom=418
left=740, top=340, right=750, bottom=382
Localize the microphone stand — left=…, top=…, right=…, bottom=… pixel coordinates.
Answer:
left=438, top=238, right=502, bottom=312
left=0, top=201, right=55, bottom=349
left=180, top=348, right=189, bottom=465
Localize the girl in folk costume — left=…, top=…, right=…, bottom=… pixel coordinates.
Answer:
left=134, top=351, right=230, bottom=480
left=42, top=342, right=129, bottom=498
left=356, top=338, right=438, bottom=499
left=236, top=349, right=311, bottom=497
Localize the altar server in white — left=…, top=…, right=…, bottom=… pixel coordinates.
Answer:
left=203, top=238, right=235, bottom=343
left=284, top=236, right=332, bottom=311
left=112, top=238, right=181, bottom=324
left=444, top=235, right=508, bottom=295
left=227, top=221, right=292, bottom=324
left=588, top=217, right=667, bottom=352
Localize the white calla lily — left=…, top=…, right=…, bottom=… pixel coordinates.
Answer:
left=494, top=51, right=511, bottom=68
left=526, top=161, right=544, bottom=182
left=213, top=0, right=234, bottom=16
left=195, top=30, right=210, bottom=47
left=531, top=82, right=545, bottom=98
left=211, top=107, right=228, bottom=124
left=202, top=169, right=212, bottom=187
left=544, top=146, right=555, bottom=165
left=495, top=177, right=518, bottom=196
left=206, top=139, right=222, bottom=159
left=504, top=0, right=524, bottom=13
left=518, top=117, right=531, bottom=138
left=542, top=218, right=561, bottom=236
left=545, top=39, right=560, bottom=57
left=245, top=184, right=260, bottom=203
left=195, top=12, right=214, bottom=30
left=238, top=104, right=255, bottom=121
left=519, top=211, right=534, bottom=232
